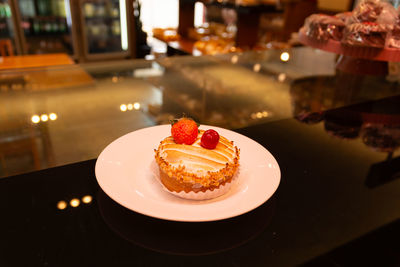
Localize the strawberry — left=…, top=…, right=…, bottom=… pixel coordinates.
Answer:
left=171, top=118, right=199, bottom=145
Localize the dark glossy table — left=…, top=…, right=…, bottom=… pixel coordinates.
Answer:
left=1, top=94, right=399, bottom=266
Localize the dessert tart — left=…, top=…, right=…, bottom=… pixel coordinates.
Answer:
left=154, top=118, right=240, bottom=200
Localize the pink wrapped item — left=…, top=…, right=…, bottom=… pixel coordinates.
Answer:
left=303, top=14, right=345, bottom=41
left=376, top=2, right=398, bottom=25
left=387, top=31, right=400, bottom=48
left=352, top=0, right=384, bottom=22
left=386, top=12, right=400, bottom=48
left=342, top=0, right=399, bottom=48
left=335, top=12, right=355, bottom=24
left=342, top=22, right=390, bottom=47
left=300, top=0, right=400, bottom=54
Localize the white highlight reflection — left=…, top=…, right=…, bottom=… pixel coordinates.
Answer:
left=135, top=190, right=144, bottom=198
left=41, top=114, right=48, bottom=122
left=82, top=195, right=92, bottom=204
left=49, top=113, right=57, bottom=120
left=70, top=198, right=80, bottom=207
left=133, top=102, right=141, bottom=110
left=31, top=115, right=40, bottom=123
left=280, top=52, right=290, bottom=62
left=57, top=201, right=67, bottom=210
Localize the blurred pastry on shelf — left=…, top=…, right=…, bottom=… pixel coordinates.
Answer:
left=188, top=27, right=211, bottom=41
left=209, top=22, right=235, bottom=39
left=194, top=37, right=241, bottom=55
left=152, top=28, right=180, bottom=42
left=335, top=11, right=353, bottom=24
left=302, top=14, right=345, bottom=41
left=235, top=0, right=277, bottom=5
left=342, top=22, right=389, bottom=48
left=188, top=22, right=235, bottom=41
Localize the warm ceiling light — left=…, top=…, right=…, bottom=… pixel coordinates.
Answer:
left=256, top=112, right=263, bottom=119
left=57, top=201, right=67, bottom=210
left=127, top=103, right=133, bottom=110
left=31, top=115, right=40, bottom=123
left=70, top=198, right=80, bottom=208
left=112, top=76, right=118, bottom=83
left=49, top=113, right=57, bottom=120
left=133, top=102, right=140, bottom=110
left=82, top=195, right=92, bottom=204
left=120, top=104, right=127, bottom=112
left=262, top=111, right=269, bottom=117
left=41, top=114, right=49, bottom=122
left=280, top=52, right=290, bottom=62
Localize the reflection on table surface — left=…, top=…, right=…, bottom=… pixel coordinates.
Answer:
left=1, top=47, right=400, bottom=178
left=98, top=189, right=275, bottom=255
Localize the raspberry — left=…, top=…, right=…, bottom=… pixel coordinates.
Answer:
left=201, top=129, right=220, bottom=149
left=171, top=118, right=199, bottom=145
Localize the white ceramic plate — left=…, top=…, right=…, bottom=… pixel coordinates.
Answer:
left=95, top=125, right=281, bottom=222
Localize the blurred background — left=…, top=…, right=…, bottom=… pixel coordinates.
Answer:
left=0, top=0, right=368, bottom=61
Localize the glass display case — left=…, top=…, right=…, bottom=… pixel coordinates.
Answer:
left=16, top=0, right=73, bottom=54
left=0, top=0, right=22, bottom=54
left=77, top=0, right=131, bottom=60
left=0, top=0, right=134, bottom=61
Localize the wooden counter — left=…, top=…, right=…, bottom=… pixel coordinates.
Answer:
left=0, top=53, right=94, bottom=91
left=0, top=53, right=74, bottom=70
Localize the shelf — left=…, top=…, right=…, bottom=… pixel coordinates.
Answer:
left=25, top=32, right=69, bottom=37
left=86, top=34, right=121, bottom=40
left=84, top=16, right=120, bottom=20
left=202, top=0, right=280, bottom=13
left=153, top=36, right=200, bottom=56
left=21, top=15, right=66, bottom=19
